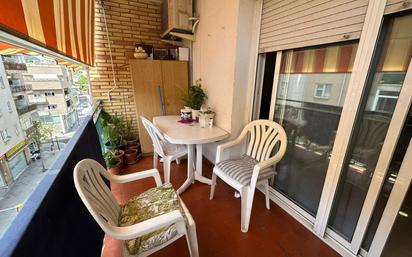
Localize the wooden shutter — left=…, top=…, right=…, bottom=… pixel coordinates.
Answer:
left=385, top=0, right=412, bottom=14
left=259, top=0, right=369, bottom=53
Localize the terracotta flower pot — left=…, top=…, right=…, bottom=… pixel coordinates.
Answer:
left=107, top=159, right=122, bottom=175
left=125, top=149, right=138, bottom=165
left=114, top=149, right=125, bottom=168
left=125, top=138, right=139, bottom=151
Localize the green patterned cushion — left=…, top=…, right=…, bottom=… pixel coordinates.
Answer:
left=119, top=183, right=187, bottom=255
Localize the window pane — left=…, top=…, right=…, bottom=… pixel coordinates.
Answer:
left=328, top=14, right=412, bottom=242
left=273, top=42, right=358, bottom=216
left=362, top=106, right=412, bottom=251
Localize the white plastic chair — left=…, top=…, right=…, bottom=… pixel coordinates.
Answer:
left=73, top=159, right=199, bottom=257
left=140, top=116, right=187, bottom=184
left=210, top=120, right=287, bottom=232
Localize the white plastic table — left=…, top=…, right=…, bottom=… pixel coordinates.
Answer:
left=153, top=115, right=229, bottom=194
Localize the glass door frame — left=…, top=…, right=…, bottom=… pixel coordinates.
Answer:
left=265, top=49, right=318, bottom=225
left=348, top=53, right=412, bottom=254
left=367, top=139, right=412, bottom=256
left=260, top=0, right=412, bottom=255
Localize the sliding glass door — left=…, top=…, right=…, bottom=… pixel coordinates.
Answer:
left=254, top=7, right=412, bottom=256
left=365, top=106, right=412, bottom=256
left=271, top=42, right=358, bottom=217
left=327, top=12, right=412, bottom=243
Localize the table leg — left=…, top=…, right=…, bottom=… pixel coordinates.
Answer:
left=177, top=144, right=195, bottom=194
left=194, top=144, right=212, bottom=185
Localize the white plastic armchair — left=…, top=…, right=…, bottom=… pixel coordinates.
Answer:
left=140, top=116, right=187, bottom=184
left=73, top=159, right=199, bottom=257
left=210, top=120, right=287, bottom=232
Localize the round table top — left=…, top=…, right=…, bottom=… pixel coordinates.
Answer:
left=153, top=115, right=229, bottom=145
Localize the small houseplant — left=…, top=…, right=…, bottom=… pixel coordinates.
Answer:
left=103, top=151, right=122, bottom=174
left=182, top=79, right=207, bottom=119
left=125, top=148, right=139, bottom=165
left=101, top=112, right=125, bottom=151
left=199, top=107, right=215, bottom=128
left=122, top=119, right=140, bottom=165
left=123, top=119, right=139, bottom=150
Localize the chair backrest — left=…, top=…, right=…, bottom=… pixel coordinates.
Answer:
left=140, top=116, right=166, bottom=157
left=242, top=120, right=287, bottom=162
left=74, top=159, right=120, bottom=234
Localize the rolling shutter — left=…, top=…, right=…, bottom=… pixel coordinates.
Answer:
left=385, top=0, right=412, bottom=14
left=259, top=0, right=369, bottom=53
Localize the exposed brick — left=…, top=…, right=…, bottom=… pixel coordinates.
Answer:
left=91, top=0, right=168, bottom=140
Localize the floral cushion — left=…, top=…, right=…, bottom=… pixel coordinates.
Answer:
left=119, top=183, right=187, bottom=255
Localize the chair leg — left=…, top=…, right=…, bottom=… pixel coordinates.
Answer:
left=153, top=152, right=158, bottom=169
left=264, top=180, right=270, bottom=210
left=241, top=186, right=255, bottom=232
left=164, top=159, right=171, bottom=184
left=186, top=223, right=199, bottom=257
left=210, top=171, right=217, bottom=200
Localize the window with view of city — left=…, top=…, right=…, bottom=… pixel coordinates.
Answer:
left=0, top=43, right=92, bottom=236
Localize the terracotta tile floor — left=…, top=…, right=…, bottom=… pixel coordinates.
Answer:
left=102, top=157, right=341, bottom=257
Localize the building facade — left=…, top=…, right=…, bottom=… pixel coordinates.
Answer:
left=0, top=58, right=30, bottom=188
left=25, top=64, right=78, bottom=134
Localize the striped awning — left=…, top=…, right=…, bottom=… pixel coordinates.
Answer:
left=0, top=0, right=95, bottom=66
left=0, top=42, right=83, bottom=71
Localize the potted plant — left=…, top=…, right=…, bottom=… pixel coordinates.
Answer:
left=199, top=107, right=215, bottom=128
left=125, top=148, right=139, bottom=165
left=114, top=149, right=125, bottom=168
left=101, top=112, right=125, bottom=151
left=123, top=119, right=139, bottom=150
left=182, top=79, right=207, bottom=120
left=103, top=151, right=122, bottom=175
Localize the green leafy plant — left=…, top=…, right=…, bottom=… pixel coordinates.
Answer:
left=101, top=111, right=125, bottom=149
left=123, top=119, right=136, bottom=141
left=182, top=79, right=207, bottom=110
left=200, top=107, right=215, bottom=115
left=28, top=121, right=53, bottom=154
left=103, top=151, right=119, bottom=168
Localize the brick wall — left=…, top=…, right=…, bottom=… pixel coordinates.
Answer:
left=90, top=0, right=167, bottom=132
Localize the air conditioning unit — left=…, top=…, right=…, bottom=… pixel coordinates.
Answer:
left=161, top=0, right=194, bottom=41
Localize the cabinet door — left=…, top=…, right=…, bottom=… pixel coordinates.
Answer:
left=130, top=59, right=162, bottom=153
left=161, top=60, right=188, bottom=115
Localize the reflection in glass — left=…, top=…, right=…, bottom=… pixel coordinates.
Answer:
left=362, top=107, right=412, bottom=251
left=381, top=144, right=412, bottom=257
left=328, top=14, right=412, bottom=241
left=272, top=42, right=358, bottom=216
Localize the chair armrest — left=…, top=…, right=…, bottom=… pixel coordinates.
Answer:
left=108, top=210, right=184, bottom=240
left=108, top=168, right=162, bottom=186
left=216, top=137, right=245, bottom=163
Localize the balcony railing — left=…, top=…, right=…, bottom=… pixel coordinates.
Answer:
left=3, top=62, right=27, bottom=71
left=0, top=102, right=104, bottom=257
left=11, top=84, right=32, bottom=93
left=16, top=104, right=37, bottom=116
left=29, top=98, right=47, bottom=104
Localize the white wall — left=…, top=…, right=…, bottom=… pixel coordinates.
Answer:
left=193, top=0, right=261, bottom=162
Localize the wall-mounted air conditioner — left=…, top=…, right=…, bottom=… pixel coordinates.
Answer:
left=161, top=0, right=195, bottom=41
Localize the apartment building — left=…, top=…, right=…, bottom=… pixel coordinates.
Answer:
left=0, top=58, right=29, bottom=188
left=2, top=55, right=39, bottom=137
left=25, top=64, right=78, bottom=134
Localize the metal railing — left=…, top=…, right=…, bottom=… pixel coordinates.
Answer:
left=11, top=84, right=32, bottom=93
